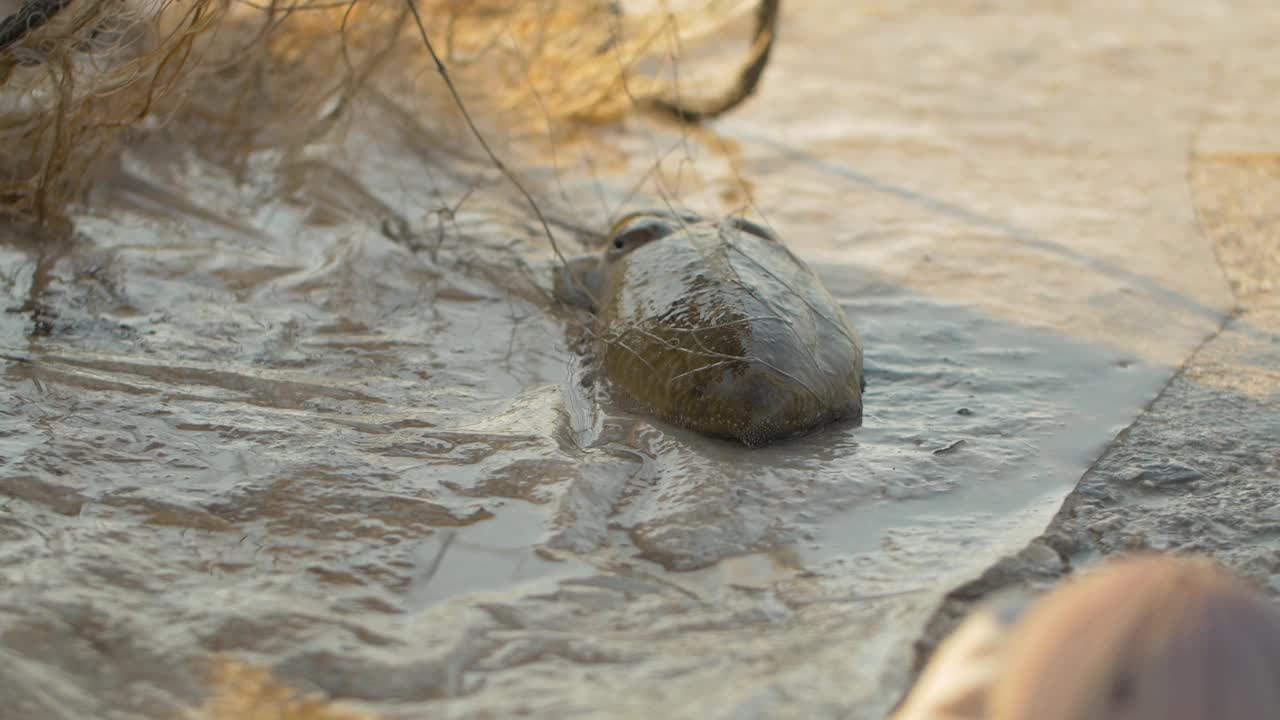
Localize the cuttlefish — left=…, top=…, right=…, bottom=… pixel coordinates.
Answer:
left=553, top=210, right=864, bottom=447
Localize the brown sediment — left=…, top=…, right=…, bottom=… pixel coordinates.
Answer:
left=196, top=660, right=381, bottom=720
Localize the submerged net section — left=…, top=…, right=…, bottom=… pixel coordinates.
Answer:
left=0, top=0, right=774, bottom=222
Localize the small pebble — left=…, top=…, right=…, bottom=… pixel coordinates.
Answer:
left=1135, top=461, right=1205, bottom=488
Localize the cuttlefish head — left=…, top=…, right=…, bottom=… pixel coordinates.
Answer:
left=551, top=209, right=776, bottom=312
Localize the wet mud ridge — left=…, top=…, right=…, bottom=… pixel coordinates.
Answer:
left=908, top=153, right=1280, bottom=681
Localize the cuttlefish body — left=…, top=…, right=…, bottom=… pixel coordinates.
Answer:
left=553, top=210, right=864, bottom=447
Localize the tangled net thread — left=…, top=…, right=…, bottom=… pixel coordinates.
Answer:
left=0, top=0, right=777, bottom=223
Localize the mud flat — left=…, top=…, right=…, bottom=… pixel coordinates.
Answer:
left=911, top=145, right=1280, bottom=685
left=3, top=2, right=1280, bottom=719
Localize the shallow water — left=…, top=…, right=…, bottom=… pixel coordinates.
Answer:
left=2, top=0, right=1277, bottom=718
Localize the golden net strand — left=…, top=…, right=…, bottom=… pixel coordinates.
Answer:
left=2, top=2, right=759, bottom=223
left=645, top=0, right=779, bottom=123
left=401, top=0, right=604, bottom=309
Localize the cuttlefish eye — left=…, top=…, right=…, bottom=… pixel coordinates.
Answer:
left=727, top=216, right=779, bottom=242
left=605, top=212, right=687, bottom=259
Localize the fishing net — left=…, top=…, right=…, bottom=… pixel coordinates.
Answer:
left=0, top=0, right=775, bottom=222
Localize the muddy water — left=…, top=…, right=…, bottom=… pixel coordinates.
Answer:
left=1, top=1, right=1276, bottom=718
